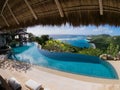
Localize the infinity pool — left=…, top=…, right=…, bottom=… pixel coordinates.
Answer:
left=12, top=43, right=118, bottom=79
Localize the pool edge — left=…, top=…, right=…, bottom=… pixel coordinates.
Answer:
left=33, top=62, right=120, bottom=84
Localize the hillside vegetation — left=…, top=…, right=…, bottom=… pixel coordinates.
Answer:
left=33, top=34, right=120, bottom=57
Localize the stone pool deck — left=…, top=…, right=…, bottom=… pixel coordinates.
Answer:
left=0, top=60, right=120, bottom=90
left=108, top=61, right=120, bottom=78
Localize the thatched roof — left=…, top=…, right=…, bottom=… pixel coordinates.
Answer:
left=0, top=0, right=120, bottom=30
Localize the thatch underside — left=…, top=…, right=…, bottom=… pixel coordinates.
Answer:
left=0, top=0, right=120, bottom=31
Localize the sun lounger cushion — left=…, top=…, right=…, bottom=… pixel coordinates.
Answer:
left=44, top=88, right=51, bottom=90
left=8, top=77, right=21, bottom=90
left=25, top=79, right=42, bottom=90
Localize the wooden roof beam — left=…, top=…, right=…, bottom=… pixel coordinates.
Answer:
left=1, top=14, right=9, bottom=27
left=24, top=0, right=38, bottom=20
left=98, top=0, right=103, bottom=15
left=1, top=0, right=8, bottom=14
left=55, top=0, right=64, bottom=17
left=7, top=3, right=19, bottom=25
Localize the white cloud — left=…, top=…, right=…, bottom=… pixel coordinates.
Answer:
left=92, top=26, right=113, bottom=35
left=27, top=25, right=88, bottom=36
left=27, top=25, right=114, bottom=36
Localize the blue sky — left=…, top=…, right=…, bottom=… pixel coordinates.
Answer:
left=27, top=24, right=120, bottom=36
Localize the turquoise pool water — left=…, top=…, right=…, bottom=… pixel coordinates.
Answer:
left=12, top=43, right=118, bottom=79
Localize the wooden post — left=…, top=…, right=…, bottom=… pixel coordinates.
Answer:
left=7, top=3, right=19, bottom=25
left=98, top=0, right=103, bottom=15
left=24, top=0, right=38, bottom=20
left=1, top=0, right=8, bottom=14
left=1, top=14, right=9, bottom=27
left=55, top=0, right=64, bottom=17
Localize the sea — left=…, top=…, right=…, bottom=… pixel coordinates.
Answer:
left=49, top=35, right=90, bottom=48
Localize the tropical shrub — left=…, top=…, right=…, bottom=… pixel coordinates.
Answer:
left=106, top=43, right=119, bottom=57
left=78, top=48, right=103, bottom=56
left=43, top=40, right=81, bottom=53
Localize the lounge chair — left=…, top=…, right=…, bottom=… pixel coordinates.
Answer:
left=0, top=75, right=12, bottom=90
left=8, top=77, right=22, bottom=90
left=25, top=79, right=42, bottom=90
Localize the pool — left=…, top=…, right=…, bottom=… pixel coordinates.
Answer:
left=12, top=43, right=118, bottom=79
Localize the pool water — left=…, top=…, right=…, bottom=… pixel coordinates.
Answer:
left=12, top=43, right=118, bottom=79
